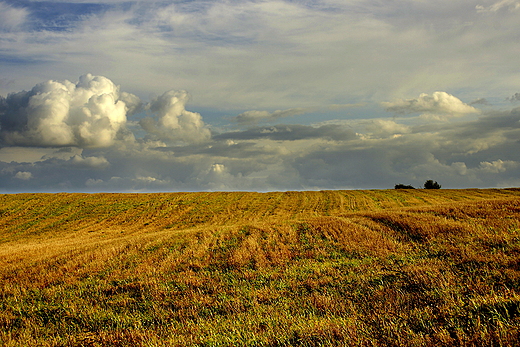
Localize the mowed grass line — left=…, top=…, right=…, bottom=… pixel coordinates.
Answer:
left=1, top=189, right=520, bottom=346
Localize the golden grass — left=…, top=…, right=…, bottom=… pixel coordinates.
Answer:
left=1, top=188, right=520, bottom=346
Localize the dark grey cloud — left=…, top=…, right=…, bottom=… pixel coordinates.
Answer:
left=214, top=124, right=356, bottom=142
left=290, top=128, right=520, bottom=189
left=507, top=93, right=520, bottom=102
left=228, top=104, right=364, bottom=125
left=229, top=108, right=309, bottom=125
left=441, top=107, right=520, bottom=142
left=153, top=141, right=276, bottom=159
left=293, top=147, right=392, bottom=188
left=470, top=98, right=489, bottom=105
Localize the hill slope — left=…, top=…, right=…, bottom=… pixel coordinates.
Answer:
left=1, top=189, right=520, bottom=346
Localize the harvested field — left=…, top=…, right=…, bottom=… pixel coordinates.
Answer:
left=1, top=189, right=520, bottom=346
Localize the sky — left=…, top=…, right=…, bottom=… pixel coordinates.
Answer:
left=0, top=0, right=520, bottom=192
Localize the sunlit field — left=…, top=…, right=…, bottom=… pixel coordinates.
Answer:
left=1, top=189, right=520, bottom=346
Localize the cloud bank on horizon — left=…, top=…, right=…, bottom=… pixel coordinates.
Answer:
left=0, top=0, right=519, bottom=192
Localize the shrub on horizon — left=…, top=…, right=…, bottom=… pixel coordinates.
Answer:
left=424, top=180, right=441, bottom=189
left=394, top=184, right=415, bottom=189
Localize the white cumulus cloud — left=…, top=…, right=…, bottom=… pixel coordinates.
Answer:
left=14, top=171, right=32, bottom=180
left=364, top=119, right=411, bottom=138
left=0, top=74, right=139, bottom=148
left=382, top=92, right=479, bottom=120
left=478, top=159, right=518, bottom=173
left=140, top=90, right=211, bottom=144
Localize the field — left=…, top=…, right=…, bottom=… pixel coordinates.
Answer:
left=1, top=189, right=520, bottom=346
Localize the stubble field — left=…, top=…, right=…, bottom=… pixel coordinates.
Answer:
left=1, top=189, right=520, bottom=346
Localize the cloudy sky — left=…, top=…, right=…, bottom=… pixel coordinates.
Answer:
left=1, top=0, right=520, bottom=192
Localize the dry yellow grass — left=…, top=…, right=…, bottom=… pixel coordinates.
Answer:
left=1, top=189, right=520, bottom=346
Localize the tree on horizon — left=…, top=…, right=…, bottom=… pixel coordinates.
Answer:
left=424, top=180, right=441, bottom=189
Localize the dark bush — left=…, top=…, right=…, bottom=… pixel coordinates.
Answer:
left=424, top=180, right=441, bottom=189
left=395, top=184, right=415, bottom=189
